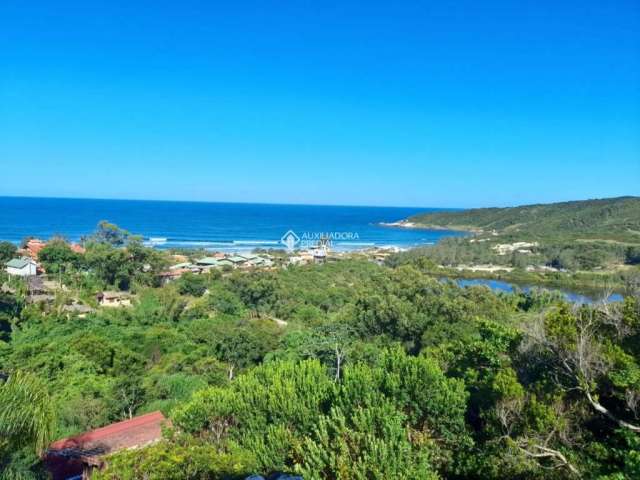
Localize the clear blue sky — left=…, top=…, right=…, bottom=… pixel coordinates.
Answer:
left=1, top=1, right=638, bottom=208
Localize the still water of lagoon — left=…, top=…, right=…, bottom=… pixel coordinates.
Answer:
left=452, top=278, right=623, bottom=304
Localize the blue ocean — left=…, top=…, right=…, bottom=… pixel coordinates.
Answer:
left=0, top=197, right=463, bottom=252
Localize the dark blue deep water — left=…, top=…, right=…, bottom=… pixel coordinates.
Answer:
left=0, top=197, right=463, bottom=252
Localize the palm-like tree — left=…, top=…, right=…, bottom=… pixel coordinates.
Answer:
left=0, top=370, right=56, bottom=455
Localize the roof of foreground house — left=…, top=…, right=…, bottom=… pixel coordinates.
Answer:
left=47, top=411, right=169, bottom=466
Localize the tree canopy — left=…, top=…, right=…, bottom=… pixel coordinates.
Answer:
left=1, top=238, right=639, bottom=478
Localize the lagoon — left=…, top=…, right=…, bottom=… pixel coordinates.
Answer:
left=452, top=278, right=623, bottom=304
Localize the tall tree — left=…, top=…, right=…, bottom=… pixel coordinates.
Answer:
left=0, top=371, right=56, bottom=455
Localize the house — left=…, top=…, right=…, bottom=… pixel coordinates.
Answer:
left=310, top=249, right=327, bottom=264
left=371, top=252, right=390, bottom=266
left=70, top=243, right=86, bottom=254
left=227, top=255, right=248, bottom=266
left=5, top=257, right=37, bottom=276
left=288, top=255, right=306, bottom=266
left=24, top=238, right=47, bottom=259
left=215, top=259, right=235, bottom=268
left=195, top=257, right=220, bottom=267
left=169, top=262, right=193, bottom=270
left=45, top=411, right=169, bottom=480
left=246, top=257, right=265, bottom=267
left=246, top=256, right=274, bottom=268
left=62, top=303, right=95, bottom=318
left=96, top=291, right=132, bottom=307
left=239, top=254, right=274, bottom=269
left=158, top=268, right=190, bottom=285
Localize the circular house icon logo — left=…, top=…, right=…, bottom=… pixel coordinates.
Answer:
left=280, top=230, right=300, bottom=251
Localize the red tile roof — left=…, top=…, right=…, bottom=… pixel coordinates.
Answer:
left=70, top=243, right=86, bottom=254
left=25, top=239, right=47, bottom=259
left=47, top=411, right=169, bottom=466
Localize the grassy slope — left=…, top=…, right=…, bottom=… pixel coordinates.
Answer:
left=409, top=196, right=640, bottom=243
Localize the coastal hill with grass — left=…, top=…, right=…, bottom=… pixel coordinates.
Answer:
left=389, top=197, right=640, bottom=274
left=408, top=196, right=640, bottom=243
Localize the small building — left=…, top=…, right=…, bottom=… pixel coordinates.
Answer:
left=62, top=303, right=95, bottom=318
left=70, top=243, right=86, bottom=254
left=169, top=262, right=193, bottom=270
left=310, top=249, right=327, bottom=264
left=227, top=255, right=248, bottom=266
left=158, top=268, right=190, bottom=285
left=215, top=259, right=235, bottom=268
left=247, top=256, right=274, bottom=268
left=96, top=291, right=132, bottom=308
left=371, top=252, right=390, bottom=266
left=246, top=257, right=264, bottom=266
left=195, top=257, right=220, bottom=267
left=288, top=255, right=306, bottom=266
left=45, top=411, right=169, bottom=480
left=6, top=257, right=37, bottom=276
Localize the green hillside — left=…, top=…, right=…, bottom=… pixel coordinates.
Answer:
left=410, top=196, right=640, bottom=243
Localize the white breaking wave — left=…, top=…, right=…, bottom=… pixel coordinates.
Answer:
left=167, top=240, right=232, bottom=246
left=232, top=240, right=280, bottom=245
left=334, top=242, right=376, bottom=246
left=148, top=237, right=167, bottom=244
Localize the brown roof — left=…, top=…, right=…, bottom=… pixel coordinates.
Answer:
left=47, top=411, right=169, bottom=466
left=159, top=268, right=191, bottom=277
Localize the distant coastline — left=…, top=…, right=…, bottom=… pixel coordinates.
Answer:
left=379, top=219, right=478, bottom=233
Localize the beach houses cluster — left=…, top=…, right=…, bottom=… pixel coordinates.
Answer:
left=194, top=252, right=275, bottom=270
left=4, top=238, right=85, bottom=278
left=159, top=252, right=276, bottom=284
left=288, top=247, right=328, bottom=265
left=3, top=239, right=96, bottom=314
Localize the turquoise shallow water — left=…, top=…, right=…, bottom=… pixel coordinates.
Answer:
left=0, top=197, right=465, bottom=252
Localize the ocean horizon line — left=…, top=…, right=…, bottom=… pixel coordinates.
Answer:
left=0, top=194, right=466, bottom=211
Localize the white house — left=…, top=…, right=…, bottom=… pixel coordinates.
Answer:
left=6, top=257, right=37, bottom=277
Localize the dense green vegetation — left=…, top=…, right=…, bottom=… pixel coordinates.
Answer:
left=0, top=242, right=17, bottom=264
left=409, top=197, right=640, bottom=241
left=1, top=221, right=640, bottom=478
left=402, top=197, right=640, bottom=272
